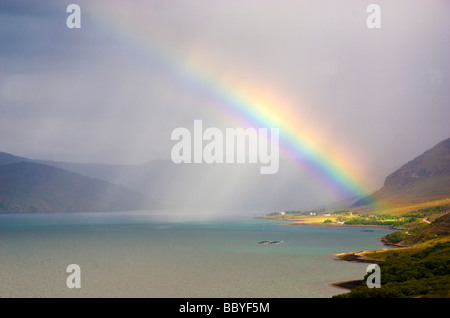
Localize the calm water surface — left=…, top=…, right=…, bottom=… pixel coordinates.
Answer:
left=0, top=211, right=393, bottom=297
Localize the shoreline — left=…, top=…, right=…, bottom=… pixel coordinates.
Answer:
left=334, top=251, right=382, bottom=264
left=257, top=215, right=403, bottom=261
left=334, top=234, right=406, bottom=265
left=256, top=216, right=403, bottom=230
left=331, top=280, right=365, bottom=291
left=331, top=230, right=407, bottom=293
left=331, top=248, right=384, bottom=293
left=257, top=215, right=405, bottom=293
left=257, top=216, right=398, bottom=292
left=288, top=221, right=397, bottom=230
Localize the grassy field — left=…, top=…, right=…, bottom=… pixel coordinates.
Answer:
left=363, top=236, right=450, bottom=261
left=262, top=198, right=450, bottom=227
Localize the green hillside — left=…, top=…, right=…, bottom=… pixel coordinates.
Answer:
left=334, top=241, right=450, bottom=298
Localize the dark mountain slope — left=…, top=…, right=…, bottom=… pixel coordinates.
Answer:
left=0, top=152, right=32, bottom=166
left=354, top=138, right=450, bottom=206
left=0, top=162, right=149, bottom=212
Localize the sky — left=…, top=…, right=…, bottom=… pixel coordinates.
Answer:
left=0, top=0, right=449, bottom=209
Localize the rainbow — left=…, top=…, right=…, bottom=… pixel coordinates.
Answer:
left=85, top=2, right=376, bottom=202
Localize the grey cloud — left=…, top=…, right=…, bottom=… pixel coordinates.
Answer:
left=0, top=0, right=449, bottom=209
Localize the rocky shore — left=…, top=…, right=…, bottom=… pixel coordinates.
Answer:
left=331, top=280, right=365, bottom=291
left=331, top=233, right=407, bottom=292
left=334, top=251, right=381, bottom=264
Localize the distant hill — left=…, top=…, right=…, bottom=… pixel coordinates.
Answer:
left=0, top=162, right=149, bottom=212
left=1, top=152, right=329, bottom=211
left=0, top=152, right=32, bottom=166
left=354, top=138, right=450, bottom=206
left=23, top=157, right=341, bottom=211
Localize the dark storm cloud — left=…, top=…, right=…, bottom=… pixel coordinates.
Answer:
left=0, top=1, right=68, bottom=61
left=0, top=0, right=62, bottom=17
left=0, top=0, right=107, bottom=67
